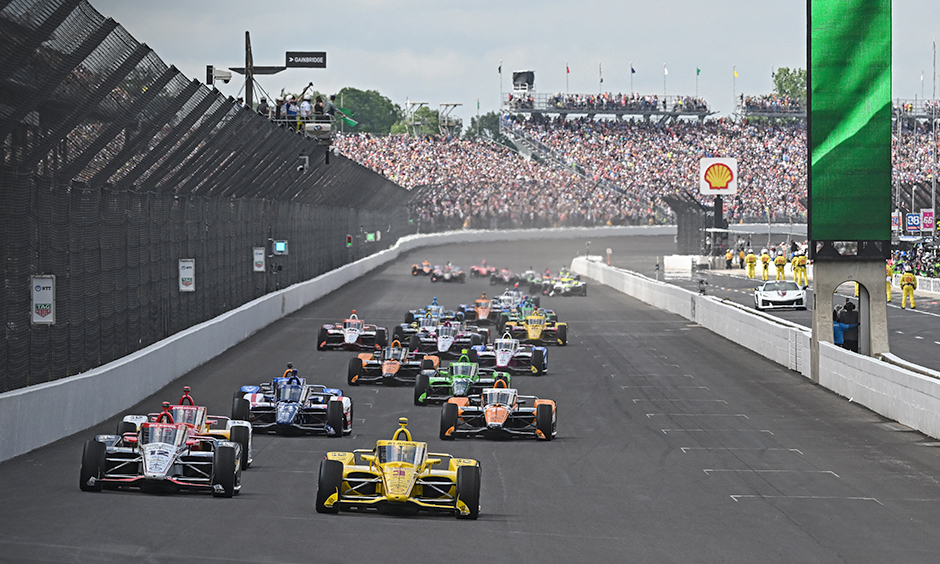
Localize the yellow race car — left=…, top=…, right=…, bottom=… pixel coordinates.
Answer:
left=315, top=418, right=481, bottom=519
left=504, top=308, right=568, bottom=346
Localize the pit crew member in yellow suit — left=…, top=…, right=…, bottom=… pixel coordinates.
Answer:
left=774, top=252, right=787, bottom=281
left=759, top=249, right=771, bottom=281
left=886, top=262, right=893, bottom=302
left=900, top=268, right=917, bottom=309
left=745, top=249, right=758, bottom=279
left=796, top=252, right=808, bottom=286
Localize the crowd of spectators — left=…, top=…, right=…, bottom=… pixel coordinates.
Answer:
left=544, top=92, right=708, bottom=113
left=334, top=133, right=662, bottom=231
left=335, top=113, right=940, bottom=239
left=504, top=115, right=806, bottom=223
left=893, top=246, right=940, bottom=278
left=740, top=94, right=804, bottom=114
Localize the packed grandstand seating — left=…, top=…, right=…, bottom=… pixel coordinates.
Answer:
left=740, top=94, right=804, bottom=114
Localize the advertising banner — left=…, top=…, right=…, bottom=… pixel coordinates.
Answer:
left=31, top=275, right=55, bottom=324
left=891, top=211, right=901, bottom=232
left=253, top=247, right=265, bottom=272
left=179, top=259, right=195, bottom=292
left=906, top=213, right=921, bottom=233
left=921, top=208, right=935, bottom=232
left=699, top=158, right=738, bottom=195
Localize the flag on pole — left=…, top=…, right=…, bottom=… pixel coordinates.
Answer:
left=498, top=59, right=502, bottom=74
left=696, top=67, right=701, bottom=76
left=477, top=99, right=480, bottom=110
left=599, top=63, right=603, bottom=83
left=566, top=62, right=570, bottom=74
left=631, top=64, right=636, bottom=74
left=734, top=68, right=739, bottom=78
left=663, top=64, right=668, bottom=76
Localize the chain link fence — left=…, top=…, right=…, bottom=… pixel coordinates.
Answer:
left=0, top=0, right=412, bottom=392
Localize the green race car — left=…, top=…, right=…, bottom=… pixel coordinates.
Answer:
left=414, top=354, right=510, bottom=406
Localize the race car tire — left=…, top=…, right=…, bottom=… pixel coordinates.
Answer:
left=497, top=314, right=508, bottom=333
left=533, top=297, right=540, bottom=308
left=211, top=444, right=240, bottom=498
left=412, top=266, right=419, bottom=276
left=230, top=425, right=251, bottom=470
left=455, top=311, right=465, bottom=322
left=440, top=402, right=458, bottom=441
left=532, top=349, right=545, bottom=375
left=414, top=371, right=431, bottom=406
left=376, top=328, right=388, bottom=348
left=536, top=403, right=554, bottom=441
left=405, top=312, right=415, bottom=324
left=456, top=465, right=481, bottom=520
left=327, top=401, right=344, bottom=437
left=232, top=397, right=250, bottom=421
left=467, top=348, right=479, bottom=364
left=490, top=276, right=497, bottom=286
left=471, top=334, right=482, bottom=347
left=316, top=327, right=328, bottom=351
left=347, top=358, right=361, bottom=386
left=116, top=420, right=137, bottom=436
left=409, top=335, right=421, bottom=350
left=316, top=460, right=344, bottom=513
left=581, top=284, right=588, bottom=297
left=556, top=324, right=567, bottom=346
left=79, top=439, right=106, bottom=492
left=392, top=326, right=404, bottom=343
left=421, top=358, right=434, bottom=370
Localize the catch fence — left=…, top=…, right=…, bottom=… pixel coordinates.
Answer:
left=0, top=0, right=411, bottom=392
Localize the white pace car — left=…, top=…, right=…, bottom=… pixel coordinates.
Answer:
left=753, top=281, right=807, bottom=311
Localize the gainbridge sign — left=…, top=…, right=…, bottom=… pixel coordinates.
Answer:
left=699, top=158, right=738, bottom=195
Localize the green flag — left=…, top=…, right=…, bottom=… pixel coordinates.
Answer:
left=696, top=67, right=701, bottom=76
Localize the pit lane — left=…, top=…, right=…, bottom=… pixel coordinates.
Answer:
left=2, top=236, right=940, bottom=563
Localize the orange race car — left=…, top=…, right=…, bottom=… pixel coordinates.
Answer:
left=412, top=259, right=433, bottom=276
left=440, top=380, right=556, bottom=441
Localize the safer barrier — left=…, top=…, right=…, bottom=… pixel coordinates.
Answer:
left=0, top=225, right=668, bottom=462
left=571, top=256, right=940, bottom=440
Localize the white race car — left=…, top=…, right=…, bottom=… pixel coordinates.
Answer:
left=753, top=281, right=807, bottom=310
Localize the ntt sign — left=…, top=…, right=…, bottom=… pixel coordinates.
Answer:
left=286, top=51, right=326, bottom=68
left=699, top=158, right=738, bottom=195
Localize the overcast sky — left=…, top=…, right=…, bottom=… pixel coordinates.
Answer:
left=91, top=1, right=940, bottom=126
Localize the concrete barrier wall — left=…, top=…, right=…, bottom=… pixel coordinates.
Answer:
left=0, top=225, right=671, bottom=462
left=571, top=257, right=940, bottom=439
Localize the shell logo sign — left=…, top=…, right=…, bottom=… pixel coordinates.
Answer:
left=699, top=158, right=738, bottom=195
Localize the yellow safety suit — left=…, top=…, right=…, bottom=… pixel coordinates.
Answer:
left=725, top=250, right=733, bottom=269
left=760, top=253, right=771, bottom=281
left=900, top=272, right=917, bottom=309
left=745, top=253, right=758, bottom=279
left=796, top=255, right=808, bottom=286
left=886, top=263, right=892, bottom=302
left=774, top=255, right=787, bottom=281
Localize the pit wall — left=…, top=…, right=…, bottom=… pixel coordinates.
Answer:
left=571, top=257, right=940, bottom=440
left=0, top=225, right=672, bottom=463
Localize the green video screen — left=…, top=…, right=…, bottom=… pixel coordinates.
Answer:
left=809, top=0, right=891, bottom=243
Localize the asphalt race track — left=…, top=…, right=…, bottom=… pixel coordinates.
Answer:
left=3, top=236, right=940, bottom=564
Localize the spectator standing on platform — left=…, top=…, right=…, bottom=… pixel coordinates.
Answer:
left=256, top=98, right=269, bottom=118
left=300, top=97, right=311, bottom=121
left=314, top=95, right=325, bottom=117
left=324, top=94, right=340, bottom=117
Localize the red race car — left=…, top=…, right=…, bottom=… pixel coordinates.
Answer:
left=470, top=260, right=497, bottom=278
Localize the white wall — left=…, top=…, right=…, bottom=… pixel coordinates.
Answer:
left=571, top=257, right=940, bottom=439
left=0, top=225, right=671, bottom=462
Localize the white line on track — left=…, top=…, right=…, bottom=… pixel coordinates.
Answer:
left=680, top=447, right=803, bottom=455
left=647, top=413, right=748, bottom=418
left=632, top=399, right=727, bottom=403
left=621, top=385, right=709, bottom=390
left=661, top=428, right=773, bottom=434
left=730, top=495, right=881, bottom=504
left=704, top=469, right=839, bottom=478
